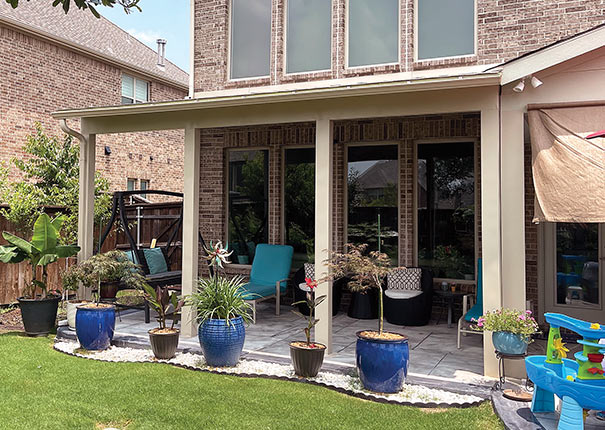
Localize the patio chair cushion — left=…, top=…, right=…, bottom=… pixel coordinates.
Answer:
left=304, top=263, right=315, bottom=279
left=384, top=289, right=423, bottom=300
left=464, top=258, right=483, bottom=323
left=249, top=244, right=293, bottom=288
left=387, top=268, right=422, bottom=291
left=143, top=248, right=168, bottom=274
left=239, top=282, right=285, bottom=300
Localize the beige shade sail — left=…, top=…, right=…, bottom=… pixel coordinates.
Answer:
left=528, top=105, right=605, bottom=223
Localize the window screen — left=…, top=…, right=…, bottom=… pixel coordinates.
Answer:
left=348, top=0, right=399, bottom=67
left=230, top=0, right=272, bottom=79
left=286, top=0, right=332, bottom=73
left=417, top=0, right=475, bottom=60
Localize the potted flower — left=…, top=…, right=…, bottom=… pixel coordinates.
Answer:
left=185, top=242, right=252, bottom=367
left=62, top=250, right=147, bottom=350
left=326, top=244, right=409, bottom=393
left=289, top=277, right=327, bottom=377
left=141, top=285, right=183, bottom=359
left=472, top=308, right=539, bottom=355
left=0, top=213, right=79, bottom=336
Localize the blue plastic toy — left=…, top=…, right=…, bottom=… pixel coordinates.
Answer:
left=525, top=313, right=605, bottom=430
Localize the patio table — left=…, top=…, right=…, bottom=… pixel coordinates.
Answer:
left=434, top=290, right=466, bottom=328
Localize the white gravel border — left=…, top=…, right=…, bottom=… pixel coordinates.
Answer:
left=54, top=340, right=483, bottom=408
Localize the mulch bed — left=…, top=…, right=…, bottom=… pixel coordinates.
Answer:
left=0, top=308, right=24, bottom=332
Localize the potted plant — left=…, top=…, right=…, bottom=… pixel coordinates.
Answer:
left=472, top=308, right=539, bottom=355
left=326, top=244, right=409, bottom=393
left=289, top=277, right=327, bottom=377
left=141, top=285, right=183, bottom=359
left=62, top=250, right=147, bottom=350
left=61, top=271, right=88, bottom=331
left=0, top=213, right=79, bottom=336
left=185, top=241, right=252, bottom=367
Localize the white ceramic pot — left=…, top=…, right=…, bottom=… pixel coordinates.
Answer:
left=66, top=301, right=88, bottom=331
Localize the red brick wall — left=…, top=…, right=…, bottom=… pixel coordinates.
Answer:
left=0, top=25, right=187, bottom=199
left=193, top=0, right=605, bottom=92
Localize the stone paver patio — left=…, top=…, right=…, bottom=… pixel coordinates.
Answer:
left=111, top=301, right=486, bottom=383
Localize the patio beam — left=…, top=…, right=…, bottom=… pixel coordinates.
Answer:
left=314, top=119, right=333, bottom=353
left=181, top=126, right=200, bottom=338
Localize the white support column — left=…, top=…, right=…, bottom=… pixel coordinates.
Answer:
left=314, top=119, right=333, bottom=353
left=481, top=104, right=503, bottom=377
left=181, top=126, right=200, bottom=338
left=78, top=129, right=95, bottom=300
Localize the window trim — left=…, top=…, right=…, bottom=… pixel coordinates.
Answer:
left=121, top=73, right=149, bottom=104
left=413, top=138, right=479, bottom=282
left=228, top=0, right=273, bottom=82
left=345, top=0, right=401, bottom=69
left=225, top=147, right=271, bottom=267
left=413, top=0, right=478, bottom=62
left=283, top=0, right=333, bottom=76
left=344, top=141, right=401, bottom=265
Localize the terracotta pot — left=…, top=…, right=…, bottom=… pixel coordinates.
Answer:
left=149, top=329, right=180, bottom=360
left=289, top=341, right=326, bottom=377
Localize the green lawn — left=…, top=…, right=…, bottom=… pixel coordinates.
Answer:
left=0, top=333, right=503, bottom=430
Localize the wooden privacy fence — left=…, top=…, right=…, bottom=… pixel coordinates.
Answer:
left=0, top=200, right=183, bottom=304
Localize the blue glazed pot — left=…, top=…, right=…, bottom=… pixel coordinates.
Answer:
left=198, top=316, right=245, bottom=367
left=75, top=305, right=116, bottom=351
left=356, top=331, right=409, bottom=393
left=492, top=331, right=528, bottom=355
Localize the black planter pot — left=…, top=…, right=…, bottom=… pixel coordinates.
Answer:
left=17, top=295, right=60, bottom=336
left=289, top=341, right=326, bottom=377
left=100, top=281, right=119, bottom=299
left=347, top=289, right=378, bottom=319
left=149, top=329, right=180, bottom=359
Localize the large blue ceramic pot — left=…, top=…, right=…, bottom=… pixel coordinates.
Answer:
left=492, top=331, right=528, bottom=355
left=75, top=305, right=116, bottom=351
left=356, top=331, right=409, bottom=393
left=198, top=316, right=245, bottom=367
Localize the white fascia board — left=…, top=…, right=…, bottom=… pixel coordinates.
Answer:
left=499, top=25, right=605, bottom=85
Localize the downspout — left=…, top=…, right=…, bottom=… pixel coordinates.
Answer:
left=497, top=85, right=504, bottom=308
left=60, top=119, right=87, bottom=146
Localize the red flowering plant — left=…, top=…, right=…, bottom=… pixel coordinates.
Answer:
left=291, top=277, right=326, bottom=348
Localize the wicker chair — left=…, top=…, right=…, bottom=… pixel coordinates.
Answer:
left=383, top=267, right=433, bottom=326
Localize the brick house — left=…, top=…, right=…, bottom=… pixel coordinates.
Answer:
left=54, top=0, right=605, bottom=377
left=0, top=2, right=188, bottom=197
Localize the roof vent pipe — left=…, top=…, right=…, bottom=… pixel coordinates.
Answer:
left=157, top=39, right=167, bottom=67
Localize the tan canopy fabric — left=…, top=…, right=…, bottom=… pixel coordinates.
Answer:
left=528, top=106, right=605, bottom=223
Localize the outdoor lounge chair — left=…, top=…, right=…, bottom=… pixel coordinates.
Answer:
left=239, top=244, right=293, bottom=323
left=383, top=267, right=433, bottom=326
left=457, top=258, right=483, bottom=349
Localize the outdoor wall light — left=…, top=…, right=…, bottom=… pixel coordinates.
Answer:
left=530, top=76, right=543, bottom=88
left=513, top=75, right=543, bottom=93
left=513, top=78, right=526, bottom=93
left=104, top=146, right=112, bottom=155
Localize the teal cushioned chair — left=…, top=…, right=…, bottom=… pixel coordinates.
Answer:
left=457, top=258, right=484, bottom=349
left=240, top=244, right=293, bottom=323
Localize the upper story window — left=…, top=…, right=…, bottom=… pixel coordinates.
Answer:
left=122, top=74, right=149, bottom=104
left=286, top=0, right=332, bottom=74
left=347, top=0, right=399, bottom=68
left=417, top=0, right=475, bottom=60
left=230, top=0, right=272, bottom=80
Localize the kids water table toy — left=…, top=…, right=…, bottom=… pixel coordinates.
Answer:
left=525, top=313, right=605, bottom=430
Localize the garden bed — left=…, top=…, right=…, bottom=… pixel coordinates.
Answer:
left=54, top=340, right=483, bottom=409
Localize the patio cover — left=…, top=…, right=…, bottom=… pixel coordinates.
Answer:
left=528, top=104, right=605, bottom=223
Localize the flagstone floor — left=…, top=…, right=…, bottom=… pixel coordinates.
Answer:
left=112, top=301, right=488, bottom=384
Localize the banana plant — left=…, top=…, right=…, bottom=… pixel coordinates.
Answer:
left=0, top=213, right=80, bottom=299
left=142, top=284, right=184, bottom=331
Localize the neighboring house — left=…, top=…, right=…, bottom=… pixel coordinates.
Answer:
left=54, top=0, right=605, bottom=377
left=0, top=2, right=188, bottom=198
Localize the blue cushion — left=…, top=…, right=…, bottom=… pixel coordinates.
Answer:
left=143, top=248, right=168, bottom=275
left=239, top=282, right=286, bottom=300
left=249, top=244, right=293, bottom=287
left=465, top=258, right=483, bottom=322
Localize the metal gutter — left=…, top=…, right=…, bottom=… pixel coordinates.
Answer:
left=53, top=72, right=501, bottom=119
left=0, top=16, right=188, bottom=91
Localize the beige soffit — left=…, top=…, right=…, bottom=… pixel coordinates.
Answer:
left=52, top=70, right=501, bottom=119
left=491, top=24, right=605, bottom=85
left=528, top=104, right=605, bottom=223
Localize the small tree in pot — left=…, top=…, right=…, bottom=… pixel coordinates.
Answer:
left=326, top=244, right=410, bottom=393
left=141, top=285, right=183, bottom=359
left=0, top=213, right=79, bottom=336
left=290, top=278, right=326, bottom=377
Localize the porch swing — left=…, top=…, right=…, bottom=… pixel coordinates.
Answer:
left=97, top=190, right=211, bottom=322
